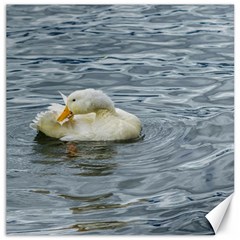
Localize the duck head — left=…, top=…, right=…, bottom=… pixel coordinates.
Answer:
left=57, top=89, right=115, bottom=122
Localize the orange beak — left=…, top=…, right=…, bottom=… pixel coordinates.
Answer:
left=57, top=106, right=73, bottom=122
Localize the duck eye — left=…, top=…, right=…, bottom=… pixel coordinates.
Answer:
left=72, top=99, right=76, bottom=102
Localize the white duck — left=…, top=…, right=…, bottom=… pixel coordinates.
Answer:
left=30, top=89, right=141, bottom=141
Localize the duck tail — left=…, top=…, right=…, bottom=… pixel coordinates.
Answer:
left=29, top=103, right=65, bottom=132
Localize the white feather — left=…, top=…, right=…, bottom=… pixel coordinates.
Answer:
left=59, top=91, right=68, bottom=105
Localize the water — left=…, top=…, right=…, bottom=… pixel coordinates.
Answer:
left=6, top=5, right=234, bottom=235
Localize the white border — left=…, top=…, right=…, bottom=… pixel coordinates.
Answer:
left=1, top=0, right=239, bottom=239
left=1, top=0, right=238, bottom=4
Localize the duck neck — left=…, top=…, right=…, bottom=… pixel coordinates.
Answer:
left=95, top=108, right=117, bottom=118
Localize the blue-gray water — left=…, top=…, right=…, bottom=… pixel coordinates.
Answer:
left=7, top=5, right=234, bottom=235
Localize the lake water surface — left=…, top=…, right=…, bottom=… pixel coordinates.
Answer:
left=7, top=5, right=234, bottom=235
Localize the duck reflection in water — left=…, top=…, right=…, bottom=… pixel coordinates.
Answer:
left=32, top=132, right=118, bottom=176
left=66, top=142, right=78, bottom=157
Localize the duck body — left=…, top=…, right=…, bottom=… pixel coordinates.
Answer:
left=30, top=89, right=141, bottom=141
